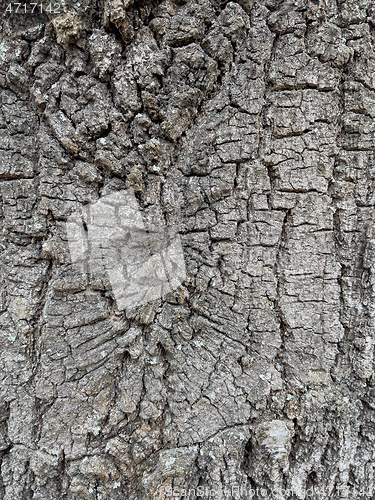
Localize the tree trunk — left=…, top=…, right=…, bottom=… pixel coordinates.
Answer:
left=1, top=0, right=375, bottom=498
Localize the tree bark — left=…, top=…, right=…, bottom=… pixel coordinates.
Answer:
left=1, top=0, right=375, bottom=498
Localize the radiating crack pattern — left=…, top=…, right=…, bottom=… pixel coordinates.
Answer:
left=1, top=0, right=375, bottom=499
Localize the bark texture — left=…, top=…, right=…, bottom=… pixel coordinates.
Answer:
left=1, top=0, right=375, bottom=498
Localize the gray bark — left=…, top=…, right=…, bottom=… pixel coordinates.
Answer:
left=1, top=0, right=375, bottom=498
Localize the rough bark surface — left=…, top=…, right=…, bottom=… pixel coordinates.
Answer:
left=1, top=0, right=375, bottom=498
